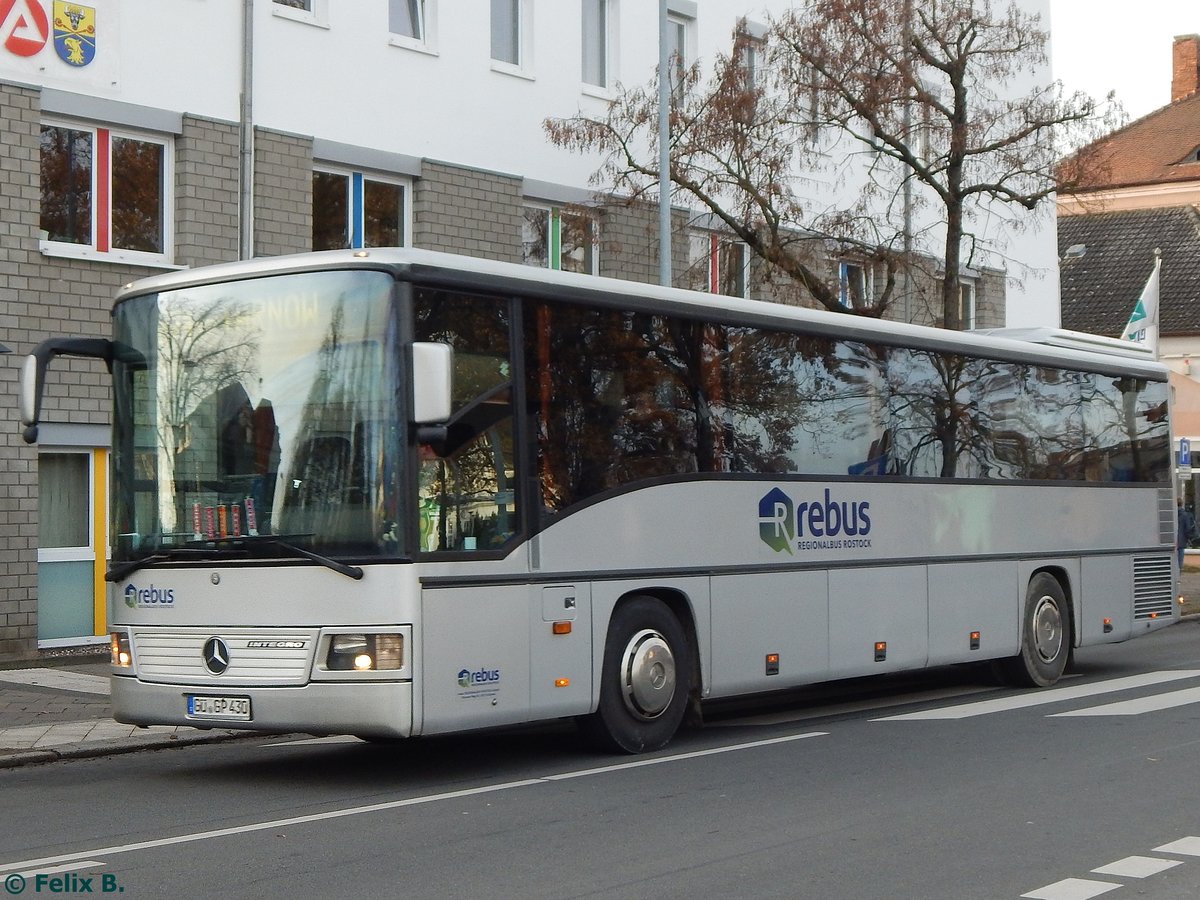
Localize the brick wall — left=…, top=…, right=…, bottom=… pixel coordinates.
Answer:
left=976, top=269, right=1006, bottom=330
left=176, top=116, right=241, bottom=268
left=0, top=82, right=39, bottom=659
left=412, top=162, right=524, bottom=262
left=253, top=128, right=312, bottom=258
left=593, top=201, right=667, bottom=286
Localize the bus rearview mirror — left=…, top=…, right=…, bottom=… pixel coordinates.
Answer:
left=18, top=354, right=38, bottom=429
left=412, top=342, right=453, bottom=424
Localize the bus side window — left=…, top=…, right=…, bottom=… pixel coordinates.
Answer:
left=413, top=288, right=519, bottom=552
left=417, top=418, right=517, bottom=552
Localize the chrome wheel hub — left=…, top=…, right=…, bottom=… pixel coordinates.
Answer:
left=620, top=629, right=677, bottom=720
left=1032, top=596, right=1063, bottom=664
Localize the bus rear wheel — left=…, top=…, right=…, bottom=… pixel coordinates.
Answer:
left=998, top=573, right=1071, bottom=687
left=579, top=596, right=691, bottom=754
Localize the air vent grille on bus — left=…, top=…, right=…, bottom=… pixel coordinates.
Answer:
left=132, top=628, right=318, bottom=685
left=1158, top=489, right=1175, bottom=545
left=1132, top=555, right=1174, bottom=620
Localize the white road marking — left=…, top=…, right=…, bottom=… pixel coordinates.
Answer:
left=1052, top=686, right=1200, bottom=717
left=543, top=733, right=827, bottom=780
left=874, top=671, right=1200, bottom=721
left=18, top=862, right=105, bottom=878
left=1154, top=836, right=1200, bottom=856
left=712, top=685, right=993, bottom=727
left=0, top=730, right=827, bottom=874
left=1020, top=877, right=1122, bottom=900
left=264, top=735, right=364, bottom=747
left=1091, top=855, right=1182, bottom=877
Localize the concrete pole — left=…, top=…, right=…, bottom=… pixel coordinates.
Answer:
left=658, top=0, right=672, bottom=287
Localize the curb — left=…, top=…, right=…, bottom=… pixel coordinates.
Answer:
left=0, top=729, right=281, bottom=769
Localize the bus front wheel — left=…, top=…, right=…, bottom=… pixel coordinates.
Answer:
left=998, top=573, right=1071, bottom=688
left=579, top=596, right=691, bottom=754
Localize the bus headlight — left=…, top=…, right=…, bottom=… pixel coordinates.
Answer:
left=110, top=632, right=132, bottom=668
left=326, top=633, right=404, bottom=671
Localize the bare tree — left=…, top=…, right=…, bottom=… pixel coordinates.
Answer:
left=546, top=0, right=1118, bottom=327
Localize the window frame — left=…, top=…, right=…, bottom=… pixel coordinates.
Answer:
left=687, top=231, right=748, bottom=298
left=37, top=449, right=94, bottom=561
left=839, top=261, right=873, bottom=310
left=389, top=0, right=437, bottom=54
left=271, top=0, right=330, bottom=28
left=581, top=0, right=615, bottom=95
left=39, top=117, right=175, bottom=267
left=312, top=165, right=412, bottom=251
left=522, top=204, right=599, bottom=275
left=735, top=21, right=766, bottom=91
left=959, top=278, right=977, bottom=330
left=666, top=10, right=693, bottom=93
left=491, top=0, right=531, bottom=76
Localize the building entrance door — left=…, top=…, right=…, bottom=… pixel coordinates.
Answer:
left=37, top=448, right=107, bottom=646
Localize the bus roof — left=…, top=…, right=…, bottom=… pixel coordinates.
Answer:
left=116, top=248, right=1167, bottom=380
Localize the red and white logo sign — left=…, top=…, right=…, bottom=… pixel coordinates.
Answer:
left=1, top=0, right=50, bottom=57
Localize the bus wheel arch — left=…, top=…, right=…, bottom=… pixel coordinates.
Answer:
left=578, top=591, right=696, bottom=754
left=998, top=569, right=1074, bottom=687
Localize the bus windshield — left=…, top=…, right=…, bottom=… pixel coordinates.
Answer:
left=110, top=269, right=401, bottom=562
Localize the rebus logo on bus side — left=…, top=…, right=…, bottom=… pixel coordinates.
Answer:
left=457, top=667, right=500, bottom=688
left=757, top=487, right=872, bottom=555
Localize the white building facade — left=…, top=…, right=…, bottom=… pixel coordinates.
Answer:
left=0, top=0, right=1058, bottom=659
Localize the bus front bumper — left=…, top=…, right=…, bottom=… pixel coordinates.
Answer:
left=111, top=675, right=413, bottom=740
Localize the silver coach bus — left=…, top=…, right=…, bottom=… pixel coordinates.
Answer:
left=19, top=249, right=1176, bottom=753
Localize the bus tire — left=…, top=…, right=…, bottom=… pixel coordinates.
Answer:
left=998, top=573, right=1071, bottom=688
left=579, top=596, right=691, bottom=754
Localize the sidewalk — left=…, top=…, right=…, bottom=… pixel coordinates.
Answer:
left=2, top=567, right=1199, bottom=769
left=0, top=652, right=256, bottom=768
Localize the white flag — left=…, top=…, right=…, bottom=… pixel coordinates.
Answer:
left=1121, top=256, right=1161, bottom=356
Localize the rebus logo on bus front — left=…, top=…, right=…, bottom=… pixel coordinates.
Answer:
left=123, top=582, right=176, bottom=609
left=757, top=487, right=873, bottom=555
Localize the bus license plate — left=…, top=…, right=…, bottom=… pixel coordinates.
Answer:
left=187, top=695, right=251, bottom=720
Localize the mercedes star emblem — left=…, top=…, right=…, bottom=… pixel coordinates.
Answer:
left=202, top=637, right=230, bottom=675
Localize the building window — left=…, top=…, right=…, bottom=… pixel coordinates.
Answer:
left=839, top=261, right=872, bottom=309
left=313, top=169, right=408, bottom=250
left=523, top=206, right=597, bottom=274
left=687, top=232, right=748, bottom=297
left=272, top=0, right=329, bottom=26
left=582, top=0, right=609, bottom=88
left=391, top=0, right=423, bottom=38
left=735, top=23, right=765, bottom=90
left=666, top=11, right=691, bottom=92
left=40, top=121, right=171, bottom=264
left=492, top=0, right=520, bottom=65
left=959, top=279, right=977, bottom=330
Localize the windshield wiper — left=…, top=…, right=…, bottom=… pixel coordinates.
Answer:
left=106, top=547, right=246, bottom=582
left=207, top=534, right=364, bottom=580
left=107, top=535, right=364, bottom=582
left=262, top=537, right=364, bottom=580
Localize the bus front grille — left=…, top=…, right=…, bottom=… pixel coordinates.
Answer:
left=1132, top=555, right=1174, bottom=620
left=131, top=628, right=319, bottom=685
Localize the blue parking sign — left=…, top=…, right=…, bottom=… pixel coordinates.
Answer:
left=1181, top=438, right=1191, bottom=467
